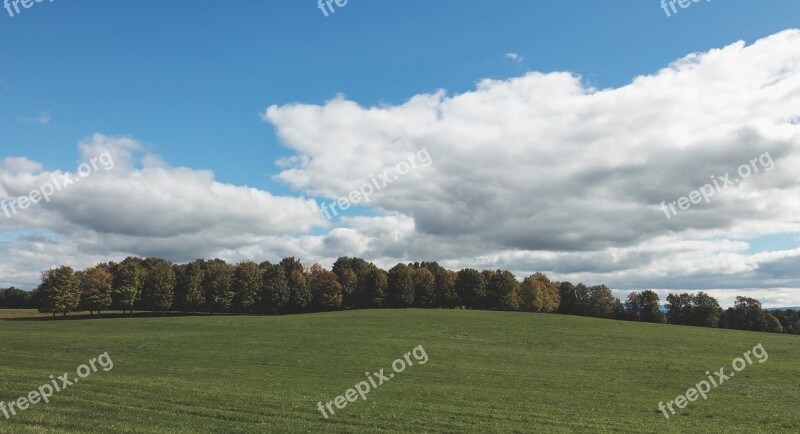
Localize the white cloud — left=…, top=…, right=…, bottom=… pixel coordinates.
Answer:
left=0, top=134, right=327, bottom=287
left=4, top=30, right=800, bottom=307
left=504, top=52, right=523, bottom=63
left=261, top=29, right=800, bottom=306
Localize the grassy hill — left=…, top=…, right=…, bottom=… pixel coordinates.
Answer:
left=0, top=309, right=798, bottom=433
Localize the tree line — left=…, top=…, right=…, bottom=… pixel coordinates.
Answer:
left=623, top=290, right=795, bottom=333
left=3, top=256, right=797, bottom=335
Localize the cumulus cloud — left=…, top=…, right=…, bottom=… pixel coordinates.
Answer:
left=262, top=29, right=800, bottom=306
left=0, top=134, right=327, bottom=287
left=3, top=30, right=800, bottom=307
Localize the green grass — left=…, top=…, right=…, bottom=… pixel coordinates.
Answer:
left=0, top=309, right=798, bottom=433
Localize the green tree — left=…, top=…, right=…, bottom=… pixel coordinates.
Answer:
left=332, top=257, right=359, bottom=308
left=309, top=264, right=343, bottom=311
left=486, top=270, right=520, bottom=311
left=78, top=264, right=113, bottom=315
left=261, top=263, right=290, bottom=314
left=142, top=258, right=176, bottom=313
left=456, top=268, right=486, bottom=309
left=0, top=287, right=33, bottom=309
left=722, top=296, right=765, bottom=331
left=388, top=263, right=415, bottom=308
left=625, top=290, right=665, bottom=323
left=359, top=266, right=388, bottom=308
left=690, top=292, right=722, bottom=327
left=765, top=313, right=784, bottom=333
left=232, top=261, right=262, bottom=313
left=665, top=293, right=694, bottom=325
left=204, top=259, right=234, bottom=313
left=174, top=260, right=205, bottom=313
left=413, top=267, right=436, bottom=308
left=280, top=257, right=311, bottom=312
left=519, top=273, right=560, bottom=313
left=113, top=257, right=144, bottom=315
left=37, top=266, right=81, bottom=317
left=556, top=281, right=578, bottom=314
left=434, top=268, right=460, bottom=308
left=587, top=285, right=618, bottom=318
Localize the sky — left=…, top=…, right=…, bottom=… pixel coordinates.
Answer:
left=2, top=0, right=800, bottom=307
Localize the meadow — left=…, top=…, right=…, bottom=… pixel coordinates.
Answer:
left=0, top=309, right=798, bottom=433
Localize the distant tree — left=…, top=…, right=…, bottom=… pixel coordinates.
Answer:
left=666, top=293, right=694, bottom=325
left=359, top=266, right=388, bottom=308
left=36, top=266, right=81, bottom=317
left=174, top=260, right=205, bottom=313
left=574, top=284, right=593, bottom=315
left=765, top=313, right=784, bottom=333
left=611, top=298, right=627, bottom=320
left=281, top=257, right=311, bottom=312
left=413, top=267, right=436, bottom=308
left=232, top=261, right=262, bottom=313
left=625, top=290, right=665, bottom=323
left=309, top=264, right=343, bottom=311
left=481, top=270, right=496, bottom=288
left=261, top=263, right=290, bottom=314
left=142, top=258, right=176, bottom=313
left=287, top=269, right=311, bottom=312
left=113, top=257, right=144, bottom=315
left=519, top=273, right=560, bottom=313
left=770, top=309, right=800, bottom=334
left=587, top=285, right=618, bottom=318
left=433, top=268, right=459, bottom=308
left=387, top=263, right=415, bottom=308
left=332, top=257, right=359, bottom=308
left=486, top=270, right=520, bottom=311
left=624, top=292, right=643, bottom=321
left=722, top=296, right=765, bottom=331
left=556, top=281, right=578, bottom=315
left=690, top=292, right=722, bottom=327
left=78, top=264, right=113, bottom=315
left=204, top=259, right=234, bottom=313
left=456, top=268, right=486, bottom=309
left=0, top=287, right=34, bottom=309
left=279, top=257, right=302, bottom=276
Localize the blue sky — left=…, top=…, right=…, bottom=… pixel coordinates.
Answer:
left=2, top=1, right=800, bottom=306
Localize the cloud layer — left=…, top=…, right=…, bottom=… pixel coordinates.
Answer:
left=3, top=30, right=800, bottom=307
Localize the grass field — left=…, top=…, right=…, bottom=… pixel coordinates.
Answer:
left=0, top=309, right=798, bottom=433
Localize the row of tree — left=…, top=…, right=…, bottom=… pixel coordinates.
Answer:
left=12, top=256, right=798, bottom=335
left=624, top=290, right=795, bottom=333
left=0, top=287, right=37, bottom=309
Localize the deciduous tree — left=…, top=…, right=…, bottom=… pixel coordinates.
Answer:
left=78, top=264, right=113, bottom=315
left=233, top=261, right=261, bottom=313
left=37, top=266, right=80, bottom=317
